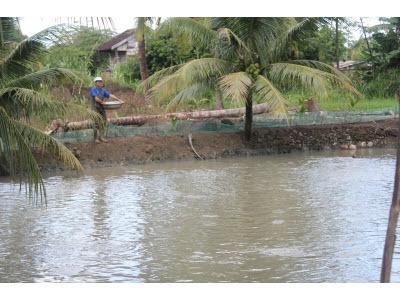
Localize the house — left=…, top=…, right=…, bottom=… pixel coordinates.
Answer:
left=334, top=60, right=367, bottom=71
left=97, top=29, right=137, bottom=68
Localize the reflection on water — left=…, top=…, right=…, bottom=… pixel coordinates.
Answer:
left=0, top=149, right=399, bottom=282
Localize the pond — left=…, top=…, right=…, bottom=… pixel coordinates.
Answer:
left=0, top=149, right=399, bottom=282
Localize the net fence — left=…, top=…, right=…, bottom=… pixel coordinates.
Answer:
left=51, top=109, right=397, bottom=143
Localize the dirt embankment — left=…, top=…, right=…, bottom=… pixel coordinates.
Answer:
left=36, top=119, right=399, bottom=170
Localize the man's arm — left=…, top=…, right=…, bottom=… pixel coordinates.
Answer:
left=109, top=94, right=122, bottom=101
left=95, top=96, right=105, bottom=104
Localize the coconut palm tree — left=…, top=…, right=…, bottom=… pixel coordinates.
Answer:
left=0, top=18, right=85, bottom=202
left=135, top=17, right=152, bottom=80
left=140, top=17, right=360, bottom=141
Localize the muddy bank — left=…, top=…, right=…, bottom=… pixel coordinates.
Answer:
left=35, top=119, right=399, bottom=171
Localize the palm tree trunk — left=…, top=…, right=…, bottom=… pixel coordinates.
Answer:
left=380, top=91, right=400, bottom=282
left=0, top=19, right=4, bottom=46
left=360, top=17, right=375, bottom=79
left=215, top=87, right=224, bottom=110
left=335, top=18, right=340, bottom=69
left=138, top=35, right=149, bottom=80
left=244, top=91, right=253, bottom=141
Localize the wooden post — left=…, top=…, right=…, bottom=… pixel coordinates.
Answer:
left=215, top=86, right=224, bottom=110
left=380, top=89, right=400, bottom=282
left=244, top=92, right=253, bottom=142
left=304, top=98, right=318, bottom=112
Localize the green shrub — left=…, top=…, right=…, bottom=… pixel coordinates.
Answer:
left=357, top=69, right=400, bottom=98
left=112, top=56, right=141, bottom=87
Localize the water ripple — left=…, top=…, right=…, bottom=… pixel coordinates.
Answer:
left=0, top=149, right=399, bottom=282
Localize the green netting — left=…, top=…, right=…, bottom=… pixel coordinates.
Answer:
left=51, top=109, right=397, bottom=143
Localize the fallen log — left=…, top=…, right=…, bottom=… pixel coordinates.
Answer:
left=50, top=103, right=269, bottom=132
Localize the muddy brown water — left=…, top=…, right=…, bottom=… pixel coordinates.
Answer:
left=1, top=149, right=400, bottom=282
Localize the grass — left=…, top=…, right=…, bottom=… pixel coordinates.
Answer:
left=217, top=90, right=398, bottom=112
left=285, top=91, right=398, bottom=112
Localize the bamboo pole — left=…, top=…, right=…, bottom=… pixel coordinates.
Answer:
left=380, top=89, right=400, bottom=282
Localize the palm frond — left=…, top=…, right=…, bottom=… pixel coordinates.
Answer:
left=217, top=27, right=252, bottom=55
left=254, top=75, right=288, bottom=118
left=5, top=68, right=79, bottom=89
left=29, top=23, right=76, bottom=46
left=0, top=87, right=66, bottom=119
left=137, top=63, right=184, bottom=93
left=269, top=62, right=343, bottom=97
left=219, top=72, right=252, bottom=105
left=367, top=23, right=392, bottom=33
left=0, top=24, right=79, bottom=82
left=256, top=18, right=303, bottom=67
left=0, top=107, right=45, bottom=202
left=167, top=82, right=211, bottom=110
left=161, top=17, right=217, bottom=47
left=214, top=18, right=291, bottom=48
left=0, top=38, right=44, bottom=81
left=147, top=71, right=188, bottom=103
left=266, top=18, right=321, bottom=64
left=16, top=120, right=82, bottom=172
left=85, top=108, right=106, bottom=129
left=216, top=27, right=253, bottom=62
left=147, top=58, right=230, bottom=102
left=286, top=60, right=361, bottom=97
left=0, top=17, right=23, bottom=45
left=69, top=104, right=107, bottom=130
left=179, top=58, right=229, bottom=81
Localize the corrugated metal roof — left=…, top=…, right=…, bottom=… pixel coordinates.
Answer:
left=97, top=29, right=135, bottom=51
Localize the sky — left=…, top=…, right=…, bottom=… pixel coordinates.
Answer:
left=10, top=0, right=389, bottom=39
left=18, top=17, right=381, bottom=42
left=19, top=17, right=136, bottom=37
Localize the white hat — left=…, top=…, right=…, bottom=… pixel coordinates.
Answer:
left=94, top=76, right=103, bottom=82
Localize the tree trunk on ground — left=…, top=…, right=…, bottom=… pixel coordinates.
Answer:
left=244, top=92, right=253, bottom=141
left=138, top=35, right=149, bottom=80
left=380, top=91, right=400, bottom=282
left=215, top=87, right=224, bottom=110
left=335, top=18, right=340, bottom=69
left=51, top=103, right=269, bottom=132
